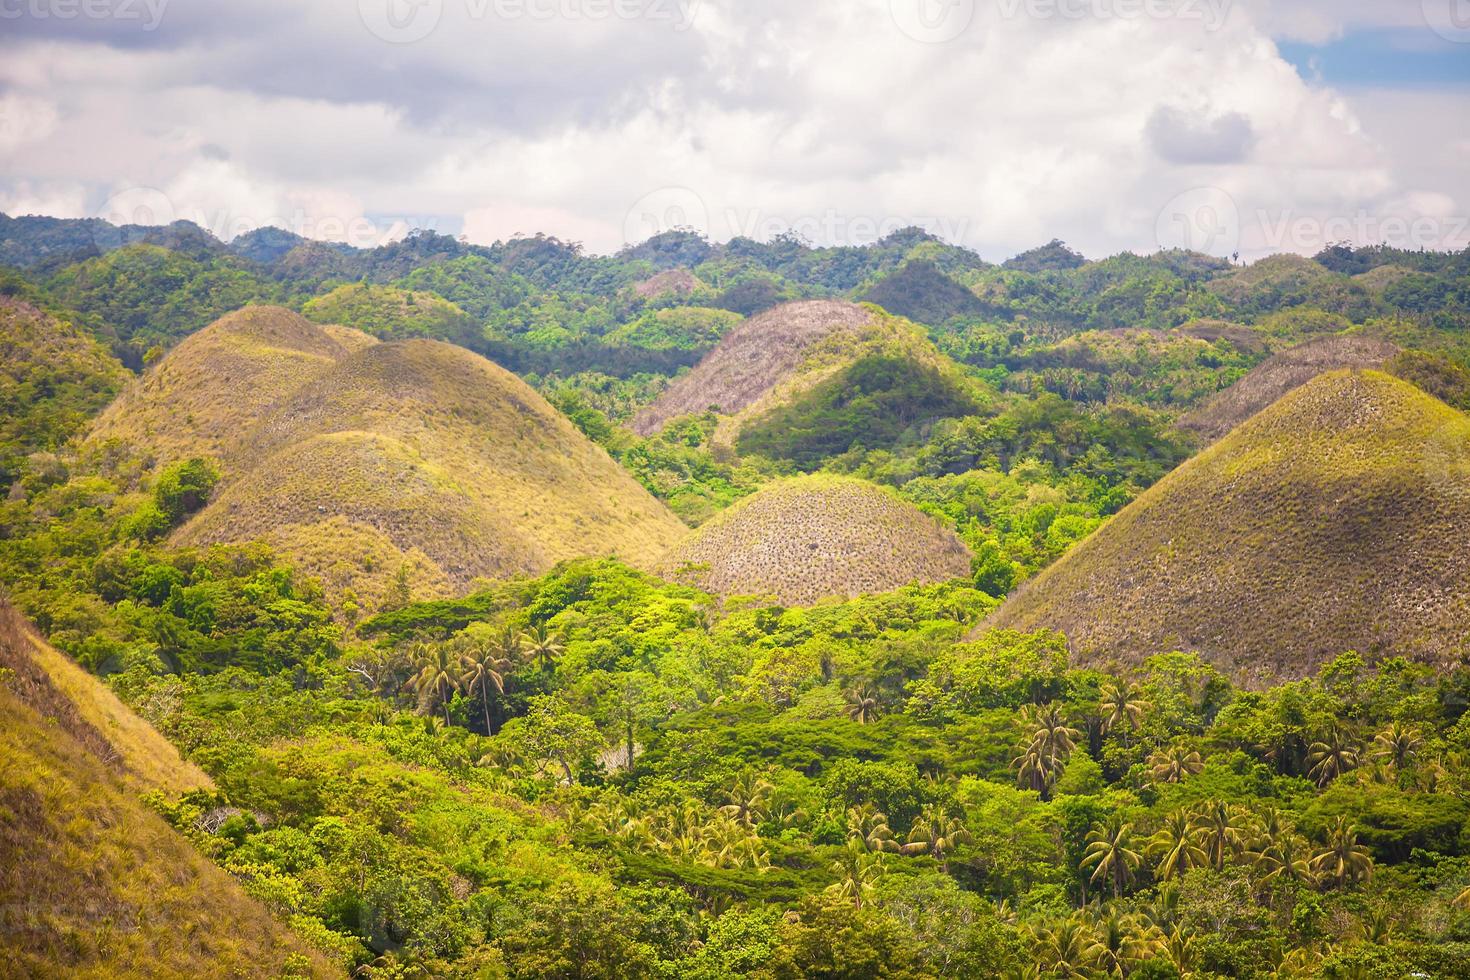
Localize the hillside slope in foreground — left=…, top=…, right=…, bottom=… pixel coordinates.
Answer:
left=0, top=602, right=339, bottom=977
left=987, top=370, right=1470, bottom=681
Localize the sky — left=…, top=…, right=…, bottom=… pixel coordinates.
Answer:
left=0, top=0, right=1467, bottom=261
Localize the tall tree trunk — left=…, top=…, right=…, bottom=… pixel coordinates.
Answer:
left=625, top=718, right=635, bottom=771
left=482, top=688, right=493, bottom=736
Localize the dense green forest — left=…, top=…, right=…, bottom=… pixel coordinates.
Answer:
left=3, top=214, right=1470, bottom=978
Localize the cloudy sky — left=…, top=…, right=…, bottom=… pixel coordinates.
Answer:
left=1, top=0, right=1467, bottom=260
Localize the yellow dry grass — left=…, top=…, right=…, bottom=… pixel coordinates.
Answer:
left=86, top=305, right=373, bottom=467
left=660, top=474, right=973, bottom=605
left=632, top=300, right=877, bottom=435
left=95, top=309, right=689, bottom=606
left=987, top=370, right=1470, bottom=682
left=1179, top=334, right=1398, bottom=442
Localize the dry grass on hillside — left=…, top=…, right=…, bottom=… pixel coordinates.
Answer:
left=0, top=602, right=336, bottom=977
left=87, top=305, right=373, bottom=467
left=660, top=475, right=973, bottom=605
left=1179, top=334, right=1398, bottom=442
left=987, top=370, right=1470, bottom=682
left=0, top=602, right=210, bottom=793
left=632, top=300, right=876, bottom=435
left=104, top=314, right=689, bottom=607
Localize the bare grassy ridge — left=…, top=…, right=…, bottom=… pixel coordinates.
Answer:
left=1179, top=334, right=1398, bottom=442
left=0, top=603, right=336, bottom=977
left=659, top=475, right=973, bottom=605
left=631, top=300, right=877, bottom=435
left=96, top=307, right=686, bottom=608
left=88, top=304, right=372, bottom=466
left=987, top=370, right=1470, bottom=682
left=631, top=268, right=702, bottom=299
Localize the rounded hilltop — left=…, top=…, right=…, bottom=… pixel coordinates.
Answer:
left=987, top=369, right=1470, bottom=682
left=660, top=474, right=973, bottom=605
left=91, top=306, right=687, bottom=610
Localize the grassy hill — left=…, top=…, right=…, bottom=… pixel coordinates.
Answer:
left=633, top=300, right=985, bottom=465
left=659, top=475, right=973, bottom=604
left=1179, top=334, right=1398, bottom=442
left=87, top=305, right=372, bottom=467
left=0, top=297, right=129, bottom=486
left=97, top=311, right=690, bottom=607
left=0, top=602, right=337, bottom=977
left=985, top=370, right=1470, bottom=681
left=631, top=300, right=879, bottom=435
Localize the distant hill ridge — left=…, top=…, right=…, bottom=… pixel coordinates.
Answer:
left=986, top=370, right=1470, bottom=681
left=1179, top=333, right=1399, bottom=442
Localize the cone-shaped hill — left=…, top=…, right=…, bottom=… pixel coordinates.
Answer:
left=88, top=304, right=373, bottom=465
left=0, top=602, right=337, bottom=977
left=633, top=300, right=985, bottom=465
left=1179, top=334, right=1398, bottom=442
left=659, top=475, right=973, bottom=605
left=986, top=370, right=1470, bottom=682
left=91, top=307, right=688, bottom=607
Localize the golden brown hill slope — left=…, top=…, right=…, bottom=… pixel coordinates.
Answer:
left=985, top=370, right=1470, bottom=682
left=631, top=300, right=877, bottom=435
left=0, top=604, right=339, bottom=978
left=87, top=304, right=374, bottom=466
left=1179, top=334, right=1398, bottom=442
left=660, top=475, right=972, bottom=605
left=147, top=331, right=686, bottom=606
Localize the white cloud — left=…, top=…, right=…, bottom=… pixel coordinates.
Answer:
left=0, top=0, right=1463, bottom=260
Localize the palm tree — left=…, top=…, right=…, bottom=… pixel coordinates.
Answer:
left=1191, top=799, right=1249, bottom=871
left=1029, top=915, right=1097, bottom=979
left=458, top=640, right=510, bottom=735
left=1369, top=722, right=1423, bottom=774
left=1310, top=816, right=1373, bottom=888
left=1246, top=807, right=1315, bottom=885
left=1148, top=809, right=1206, bottom=881
left=1081, top=815, right=1143, bottom=898
left=825, top=840, right=886, bottom=908
left=519, top=623, right=563, bottom=672
left=1013, top=703, right=1081, bottom=799
left=846, top=804, right=901, bottom=854
left=719, top=769, right=774, bottom=828
left=1084, top=908, right=1161, bottom=976
left=901, top=804, right=972, bottom=873
left=407, top=641, right=461, bottom=724
left=845, top=685, right=883, bottom=725
left=1307, top=727, right=1361, bottom=786
left=1146, top=745, right=1204, bottom=785
left=1099, top=681, right=1149, bottom=741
